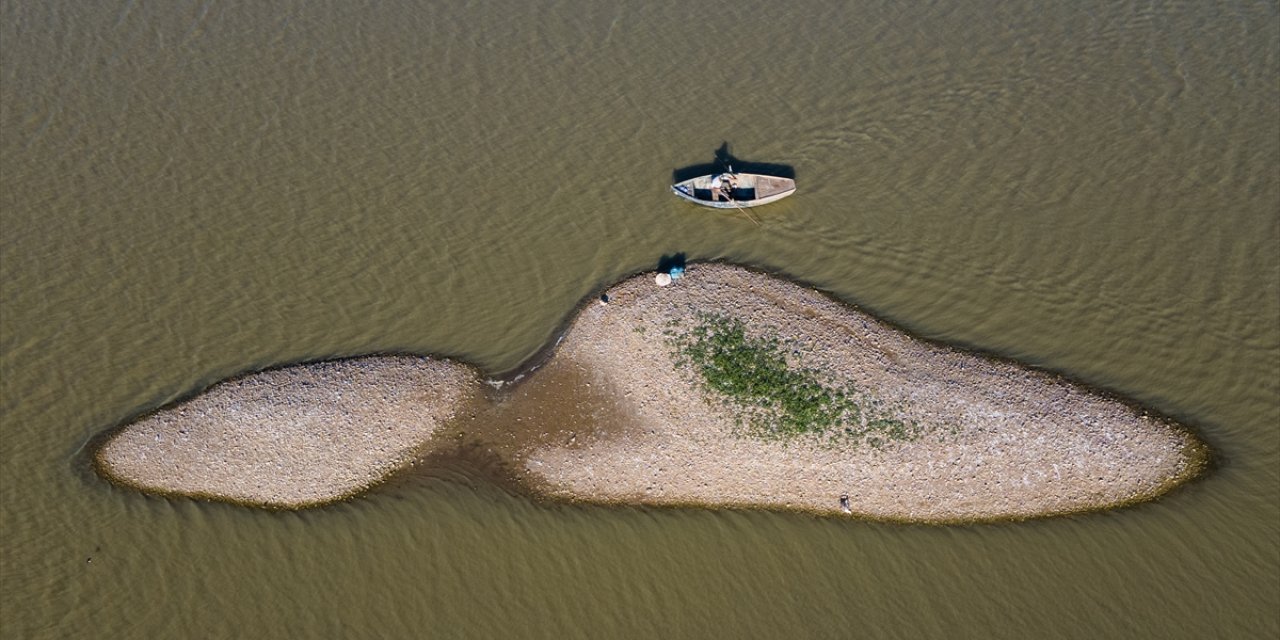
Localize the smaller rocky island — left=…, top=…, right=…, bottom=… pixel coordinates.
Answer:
left=96, top=356, right=476, bottom=508
left=95, top=264, right=1206, bottom=521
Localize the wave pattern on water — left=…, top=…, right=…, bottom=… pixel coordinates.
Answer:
left=1, top=0, right=1277, bottom=638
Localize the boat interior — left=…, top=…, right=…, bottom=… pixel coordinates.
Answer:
left=685, top=174, right=793, bottom=202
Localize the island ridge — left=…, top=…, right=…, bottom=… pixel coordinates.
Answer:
left=96, top=264, right=1206, bottom=520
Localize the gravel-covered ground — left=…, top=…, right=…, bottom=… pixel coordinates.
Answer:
left=523, top=263, right=1206, bottom=522
left=96, top=265, right=1205, bottom=520
left=96, top=356, right=476, bottom=508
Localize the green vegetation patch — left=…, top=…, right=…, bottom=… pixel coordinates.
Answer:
left=664, top=313, right=920, bottom=447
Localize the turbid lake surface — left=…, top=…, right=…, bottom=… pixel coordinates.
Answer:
left=2, top=1, right=1276, bottom=638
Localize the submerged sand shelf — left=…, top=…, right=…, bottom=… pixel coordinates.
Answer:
left=95, top=264, right=1206, bottom=520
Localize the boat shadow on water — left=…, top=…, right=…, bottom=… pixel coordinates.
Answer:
left=671, top=142, right=797, bottom=184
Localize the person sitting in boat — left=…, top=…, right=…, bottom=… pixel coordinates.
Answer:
left=721, top=173, right=736, bottom=200
left=709, top=174, right=723, bottom=201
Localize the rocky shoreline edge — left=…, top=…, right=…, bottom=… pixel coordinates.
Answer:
left=95, top=263, right=1208, bottom=521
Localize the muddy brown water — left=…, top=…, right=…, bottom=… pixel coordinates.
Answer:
left=2, top=1, right=1276, bottom=638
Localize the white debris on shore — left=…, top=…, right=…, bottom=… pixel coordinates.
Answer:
left=523, top=264, right=1205, bottom=522
left=96, top=356, right=475, bottom=508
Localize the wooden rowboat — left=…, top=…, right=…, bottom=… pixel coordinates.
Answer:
left=671, top=171, right=796, bottom=209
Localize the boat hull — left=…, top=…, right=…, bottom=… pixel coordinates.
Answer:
left=671, top=173, right=796, bottom=209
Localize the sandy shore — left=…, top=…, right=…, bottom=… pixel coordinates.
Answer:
left=96, top=356, right=476, bottom=508
left=522, top=264, right=1205, bottom=522
left=95, top=265, right=1205, bottom=520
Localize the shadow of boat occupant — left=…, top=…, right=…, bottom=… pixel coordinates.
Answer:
left=671, top=142, right=797, bottom=184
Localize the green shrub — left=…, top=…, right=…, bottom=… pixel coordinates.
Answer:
left=665, top=313, right=921, bottom=446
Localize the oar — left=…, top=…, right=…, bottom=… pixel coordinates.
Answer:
left=731, top=200, right=761, bottom=226
left=723, top=170, right=760, bottom=225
